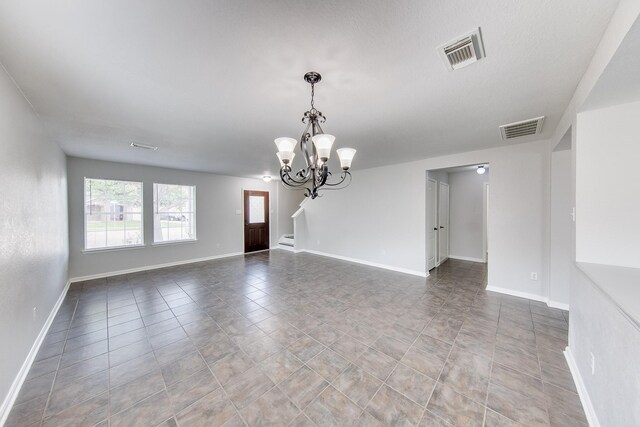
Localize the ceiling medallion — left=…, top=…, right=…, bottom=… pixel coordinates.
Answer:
left=274, top=72, right=356, bottom=199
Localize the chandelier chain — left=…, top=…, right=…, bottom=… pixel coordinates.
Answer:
left=310, top=83, right=315, bottom=109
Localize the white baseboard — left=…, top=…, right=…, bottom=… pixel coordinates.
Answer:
left=486, top=286, right=571, bottom=311
left=564, top=346, right=600, bottom=427
left=0, top=279, right=71, bottom=426
left=448, top=255, right=486, bottom=263
left=70, top=252, right=244, bottom=283
left=271, top=245, right=296, bottom=253
left=301, top=249, right=428, bottom=278
left=548, top=300, right=570, bottom=311
left=485, top=285, right=548, bottom=304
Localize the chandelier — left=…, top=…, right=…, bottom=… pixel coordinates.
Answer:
left=274, top=72, right=356, bottom=199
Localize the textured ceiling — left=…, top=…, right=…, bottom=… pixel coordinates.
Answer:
left=0, top=0, right=620, bottom=178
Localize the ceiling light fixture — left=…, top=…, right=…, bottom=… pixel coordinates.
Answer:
left=477, top=165, right=486, bottom=175
left=130, top=142, right=158, bottom=150
left=275, top=72, right=356, bottom=199
left=262, top=175, right=272, bottom=182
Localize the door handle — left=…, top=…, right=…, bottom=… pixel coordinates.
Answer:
left=433, top=228, right=438, bottom=231
left=440, top=226, right=445, bottom=229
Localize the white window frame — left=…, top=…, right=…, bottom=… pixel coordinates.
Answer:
left=152, top=183, right=197, bottom=245
left=83, top=177, right=144, bottom=252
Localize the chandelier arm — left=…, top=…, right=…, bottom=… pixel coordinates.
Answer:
left=280, top=170, right=311, bottom=187
left=320, top=171, right=352, bottom=187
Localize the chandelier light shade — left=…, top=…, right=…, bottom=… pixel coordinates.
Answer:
left=477, top=165, right=486, bottom=175
left=275, top=72, right=356, bottom=199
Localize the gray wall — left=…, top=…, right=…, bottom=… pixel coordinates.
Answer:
left=277, top=186, right=304, bottom=237
left=549, top=150, right=572, bottom=306
left=67, top=157, right=300, bottom=279
left=569, top=266, right=640, bottom=426
left=448, top=169, right=489, bottom=261
left=0, top=65, right=68, bottom=409
left=298, top=140, right=550, bottom=294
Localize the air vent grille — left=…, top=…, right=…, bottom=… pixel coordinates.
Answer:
left=499, top=117, right=545, bottom=140
left=438, top=28, right=485, bottom=71
left=444, top=38, right=476, bottom=68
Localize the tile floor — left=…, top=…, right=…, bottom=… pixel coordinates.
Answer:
left=6, top=252, right=587, bottom=426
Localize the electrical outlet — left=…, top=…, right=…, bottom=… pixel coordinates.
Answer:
left=316, top=240, right=321, bottom=245
left=32, top=307, right=37, bottom=321
left=530, top=272, right=538, bottom=281
left=590, top=352, right=595, bottom=375
left=235, top=209, right=241, bottom=215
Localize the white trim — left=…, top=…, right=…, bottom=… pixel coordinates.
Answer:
left=486, top=285, right=571, bottom=310
left=272, top=245, right=296, bottom=253
left=448, top=255, right=486, bottom=263
left=564, top=346, right=600, bottom=427
left=70, top=252, right=243, bottom=282
left=485, top=285, right=548, bottom=304
left=548, top=300, right=570, bottom=311
left=0, top=279, right=71, bottom=426
left=301, top=249, right=428, bottom=278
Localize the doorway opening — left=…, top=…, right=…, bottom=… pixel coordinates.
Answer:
left=426, top=164, right=490, bottom=273
left=244, top=190, right=270, bottom=253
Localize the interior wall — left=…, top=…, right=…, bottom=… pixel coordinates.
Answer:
left=569, top=266, right=640, bottom=427
left=549, top=149, right=572, bottom=306
left=277, top=186, right=305, bottom=238
left=67, top=157, right=288, bottom=279
left=448, top=169, right=489, bottom=262
left=299, top=140, right=550, bottom=299
left=0, top=65, right=68, bottom=413
left=576, top=101, right=640, bottom=268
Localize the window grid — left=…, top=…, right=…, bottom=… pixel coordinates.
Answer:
left=84, top=178, right=144, bottom=250
left=153, top=183, right=196, bottom=244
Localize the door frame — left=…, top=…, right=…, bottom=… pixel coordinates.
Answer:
left=427, top=178, right=438, bottom=271
left=243, top=189, right=270, bottom=253
left=483, top=182, right=489, bottom=263
left=437, top=181, right=450, bottom=266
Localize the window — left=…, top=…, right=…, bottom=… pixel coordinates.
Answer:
left=153, top=183, right=196, bottom=243
left=84, top=178, right=144, bottom=250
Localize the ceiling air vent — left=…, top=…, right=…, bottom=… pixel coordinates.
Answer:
left=438, top=28, right=485, bottom=71
left=499, top=116, right=545, bottom=140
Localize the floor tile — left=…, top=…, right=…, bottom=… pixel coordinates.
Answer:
left=110, top=370, right=166, bottom=414
left=259, top=350, right=304, bottom=384
left=279, top=366, right=329, bottom=410
left=354, top=347, right=398, bottom=381
left=111, top=390, right=173, bottom=427
left=426, top=382, right=485, bottom=427
left=386, top=363, right=436, bottom=407
left=333, top=364, right=382, bottom=408
left=366, top=384, right=423, bottom=426
left=305, top=385, right=362, bottom=426
left=487, top=382, right=549, bottom=426
left=6, top=255, right=582, bottom=426
left=240, top=386, right=300, bottom=426
left=438, top=346, right=491, bottom=403
left=224, top=366, right=275, bottom=409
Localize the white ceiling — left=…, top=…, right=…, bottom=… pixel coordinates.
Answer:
left=0, top=0, right=619, bottom=178
left=582, top=16, right=640, bottom=111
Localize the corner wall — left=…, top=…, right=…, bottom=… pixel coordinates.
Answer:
left=0, top=65, right=69, bottom=419
left=298, top=140, right=550, bottom=299
left=67, top=157, right=297, bottom=279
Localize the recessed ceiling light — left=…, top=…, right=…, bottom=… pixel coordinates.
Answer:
left=262, top=175, right=272, bottom=182
left=130, top=142, right=158, bottom=150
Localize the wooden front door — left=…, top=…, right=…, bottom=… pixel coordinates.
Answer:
left=244, top=190, right=269, bottom=253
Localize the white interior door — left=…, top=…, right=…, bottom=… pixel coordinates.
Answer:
left=438, top=182, right=450, bottom=264
left=427, top=178, right=437, bottom=271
